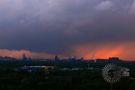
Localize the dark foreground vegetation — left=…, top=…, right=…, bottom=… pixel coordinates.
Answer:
left=0, top=60, right=135, bottom=90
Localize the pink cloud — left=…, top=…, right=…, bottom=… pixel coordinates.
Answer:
left=0, top=49, right=55, bottom=59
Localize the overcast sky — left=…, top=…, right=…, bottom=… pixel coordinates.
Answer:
left=0, top=0, right=135, bottom=60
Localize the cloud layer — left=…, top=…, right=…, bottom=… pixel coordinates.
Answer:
left=0, top=0, right=135, bottom=60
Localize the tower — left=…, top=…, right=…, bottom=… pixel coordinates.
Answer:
left=22, top=54, right=27, bottom=60
left=54, top=55, right=60, bottom=61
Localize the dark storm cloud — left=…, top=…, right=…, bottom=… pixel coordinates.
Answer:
left=0, top=0, right=135, bottom=54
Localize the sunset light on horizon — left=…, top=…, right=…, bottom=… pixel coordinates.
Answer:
left=0, top=42, right=135, bottom=60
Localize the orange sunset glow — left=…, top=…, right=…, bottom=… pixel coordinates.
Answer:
left=0, top=42, right=134, bottom=60
left=71, top=42, right=135, bottom=60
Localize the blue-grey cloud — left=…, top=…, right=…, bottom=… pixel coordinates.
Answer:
left=0, top=0, right=135, bottom=55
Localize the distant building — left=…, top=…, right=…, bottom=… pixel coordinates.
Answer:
left=19, top=65, right=55, bottom=72
left=78, top=57, right=84, bottom=61
left=54, top=55, right=60, bottom=61
left=22, top=54, right=28, bottom=60
left=95, top=57, right=121, bottom=63
left=0, top=56, right=16, bottom=61
left=72, top=56, right=76, bottom=61
left=69, top=56, right=77, bottom=61
left=109, top=57, right=120, bottom=60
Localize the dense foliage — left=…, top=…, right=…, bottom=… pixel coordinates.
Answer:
left=0, top=60, right=134, bottom=90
